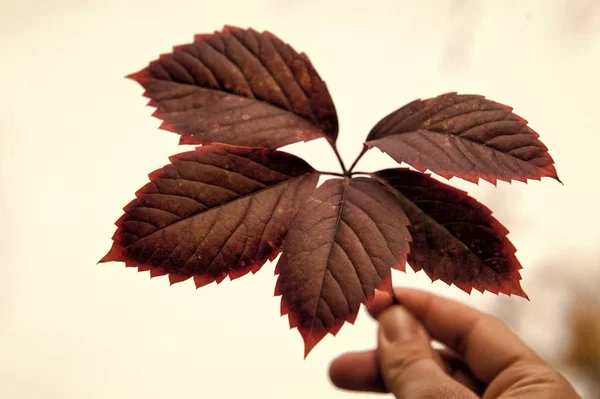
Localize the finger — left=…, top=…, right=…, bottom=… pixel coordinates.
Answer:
left=329, top=348, right=484, bottom=394
left=366, top=289, right=395, bottom=320
left=329, top=350, right=386, bottom=393
left=377, top=306, right=478, bottom=398
left=391, top=287, right=542, bottom=382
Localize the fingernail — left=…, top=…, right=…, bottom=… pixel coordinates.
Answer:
left=380, top=306, right=420, bottom=342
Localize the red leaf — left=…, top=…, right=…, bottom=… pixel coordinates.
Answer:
left=128, top=25, right=338, bottom=149
left=365, top=92, right=559, bottom=185
left=99, top=144, right=319, bottom=286
left=274, top=177, right=411, bottom=356
left=375, top=168, right=527, bottom=298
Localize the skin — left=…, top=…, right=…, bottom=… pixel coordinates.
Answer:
left=329, top=288, right=582, bottom=398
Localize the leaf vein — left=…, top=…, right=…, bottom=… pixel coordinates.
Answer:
left=333, top=241, right=368, bottom=298
left=325, top=268, right=351, bottom=315
left=344, top=195, right=396, bottom=261
left=339, top=219, right=384, bottom=280
left=204, top=39, right=253, bottom=95
left=206, top=197, right=253, bottom=274
left=228, top=33, right=293, bottom=110
left=307, top=182, right=347, bottom=338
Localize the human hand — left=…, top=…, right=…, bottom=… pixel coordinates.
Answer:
left=329, top=288, right=581, bottom=398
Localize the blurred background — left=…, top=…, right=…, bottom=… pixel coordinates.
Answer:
left=1, top=0, right=598, bottom=397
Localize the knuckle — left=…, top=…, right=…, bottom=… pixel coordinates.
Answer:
left=491, top=360, right=578, bottom=397
left=513, top=361, right=563, bottom=382
left=524, top=365, right=571, bottom=387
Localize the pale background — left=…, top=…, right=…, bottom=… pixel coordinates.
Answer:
left=1, top=0, right=599, bottom=398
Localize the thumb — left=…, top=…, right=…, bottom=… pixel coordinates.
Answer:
left=377, top=306, right=477, bottom=399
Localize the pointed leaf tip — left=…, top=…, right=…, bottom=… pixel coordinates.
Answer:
left=345, top=312, right=358, bottom=326
left=168, top=273, right=191, bottom=285
left=158, top=120, right=176, bottom=133
left=193, top=275, right=213, bottom=289
left=279, top=296, right=289, bottom=316
left=301, top=327, right=324, bottom=359
left=98, top=243, right=121, bottom=264
left=125, top=68, right=148, bottom=84
left=150, top=267, right=168, bottom=278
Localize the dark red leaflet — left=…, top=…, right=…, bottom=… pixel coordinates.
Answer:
left=99, top=144, right=319, bottom=287
left=365, top=92, right=559, bottom=185
left=274, top=177, right=411, bottom=356
left=128, top=25, right=338, bottom=149
left=375, top=168, right=527, bottom=298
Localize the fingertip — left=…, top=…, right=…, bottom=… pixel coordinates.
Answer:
left=328, top=350, right=386, bottom=393
left=367, top=289, right=395, bottom=320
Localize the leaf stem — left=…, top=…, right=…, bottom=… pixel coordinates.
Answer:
left=328, top=140, right=348, bottom=175
left=316, top=170, right=345, bottom=177
left=348, top=146, right=368, bottom=174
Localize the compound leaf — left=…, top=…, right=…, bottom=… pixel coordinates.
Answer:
left=274, top=177, right=411, bottom=356
left=365, top=92, right=559, bottom=185
left=128, top=25, right=338, bottom=149
left=375, top=168, right=527, bottom=298
left=100, top=144, right=319, bottom=286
